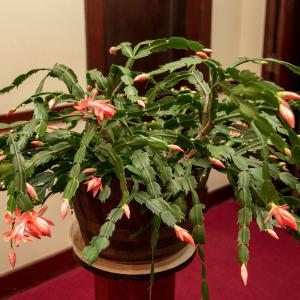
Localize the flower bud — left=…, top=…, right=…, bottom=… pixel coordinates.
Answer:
left=284, top=147, right=292, bottom=158
left=26, top=182, right=38, bottom=200
left=209, top=157, right=225, bottom=169
left=240, top=264, right=248, bottom=286
left=109, top=46, right=117, bottom=55
left=266, top=228, right=279, bottom=239
left=30, top=141, right=45, bottom=147
left=268, top=154, right=279, bottom=160
left=133, top=73, right=149, bottom=83
left=0, top=154, right=7, bottom=162
left=277, top=91, right=300, bottom=101
left=122, top=204, right=130, bottom=219
left=279, top=104, right=295, bottom=128
left=9, top=248, right=16, bottom=268
left=202, top=48, right=214, bottom=54
left=47, top=125, right=59, bottom=131
left=60, top=199, right=70, bottom=220
left=7, top=108, right=16, bottom=117
left=48, top=99, right=56, bottom=110
left=195, top=51, right=209, bottom=59
left=168, top=144, right=184, bottom=153
left=82, top=168, right=96, bottom=174
left=137, top=99, right=146, bottom=108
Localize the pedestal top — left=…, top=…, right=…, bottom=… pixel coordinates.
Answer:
left=70, top=222, right=196, bottom=280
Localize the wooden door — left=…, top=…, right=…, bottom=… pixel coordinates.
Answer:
left=263, top=0, right=300, bottom=91
left=85, top=0, right=212, bottom=73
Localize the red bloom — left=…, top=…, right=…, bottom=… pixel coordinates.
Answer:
left=26, top=206, right=54, bottom=238
left=168, top=144, right=184, bottom=153
left=279, top=103, right=295, bottom=128
left=278, top=91, right=300, bottom=101
left=9, top=248, right=16, bottom=269
left=5, top=212, right=14, bottom=226
left=174, top=225, right=195, bottom=246
left=264, top=203, right=297, bottom=231
left=209, top=157, right=225, bottom=169
left=87, top=100, right=116, bottom=125
left=84, top=176, right=103, bottom=197
left=4, top=222, right=32, bottom=246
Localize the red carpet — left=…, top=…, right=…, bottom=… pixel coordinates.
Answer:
left=7, top=200, right=300, bottom=300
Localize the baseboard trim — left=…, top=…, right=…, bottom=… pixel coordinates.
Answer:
left=0, top=248, right=76, bottom=298
left=0, top=185, right=233, bottom=298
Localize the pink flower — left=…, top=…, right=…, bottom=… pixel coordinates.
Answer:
left=0, top=154, right=6, bottom=162
left=277, top=91, right=300, bottom=101
left=279, top=103, right=295, bottom=128
left=9, top=248, right=16, bottom=268
left=133, top=73, right=149, bottom=83
left=82, top=168, right=96, bottom=174
left=209, top=157, right=225, bottom=169
left=174, top=225, right=195, bottom=246
left=122, top=204, right=130, bottom=219
left=84, top=176, right=103, bottom=197
left=240, top=264, right=248, bottom=286
left=266, top=228, right=279, bottom=239
left=5, top=212, right=14, bottom=226
left=109, top=46, right=117, bottom=55
left=27, top=206, right=54, bottom=238
left=195, top=51, right=208, bottom=59
left=30, top=141, right=45, bottom=147
left=168, top=144, right=184, bottom=153
left=60, top=199, right=69, bottom=220
left=4, top=222, right=31, bottom=246
left=26, top=183, right=38, bottom=200
left=87, top=100, right=116, bottom=125
left=264, top=203, right=297, bottom=231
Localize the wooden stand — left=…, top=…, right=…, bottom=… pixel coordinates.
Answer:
left=70, top=222, right=195, bottom=300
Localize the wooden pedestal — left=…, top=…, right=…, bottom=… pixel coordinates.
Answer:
left=70, top=222, right=195, bottom=300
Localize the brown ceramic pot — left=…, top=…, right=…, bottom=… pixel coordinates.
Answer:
left=73, top=178, right=190, bottom=263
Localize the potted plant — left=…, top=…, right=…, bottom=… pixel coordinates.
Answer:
left=1, top=37, right=300, bottom=299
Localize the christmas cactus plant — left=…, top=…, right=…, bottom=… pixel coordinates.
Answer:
left=1, top=37, right=300, bottom=299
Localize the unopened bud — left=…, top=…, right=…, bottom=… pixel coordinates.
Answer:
left=133, top=73, right=149, bottom=83
left=202, top=48, right=214, bottom=54
left=48, top=99, right=56, bottom=110
left=122, top=204, right=130, bottom=219
left=284, top=147, right=292, bottom=158
left=240, top=264, right=248, bottom=286
left=109, top=46, right=117, bottom=55
left=195, top=51, right=209, bottom=59
left=266, top=228, right=279, bottom=239
left=168, top=144, right=184, bottom=153
left=137, top=99, right=146, bottom=108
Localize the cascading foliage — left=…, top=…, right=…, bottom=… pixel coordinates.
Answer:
left=1, top=37, right=300, bottom=299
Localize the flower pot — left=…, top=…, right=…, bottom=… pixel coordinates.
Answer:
left=73, top=178, right=189, bottom=263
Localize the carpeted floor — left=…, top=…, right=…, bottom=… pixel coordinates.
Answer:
left=8, top=200, right=300, bottom=299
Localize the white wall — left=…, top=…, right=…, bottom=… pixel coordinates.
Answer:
left=0, top=0, right=86, bottom=275
left=0, top=0, right=266, bottom=275
left=211, top=0, right=267, bottom=73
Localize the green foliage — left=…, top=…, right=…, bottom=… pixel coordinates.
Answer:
left=1, top=37, right=300, bottom=300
